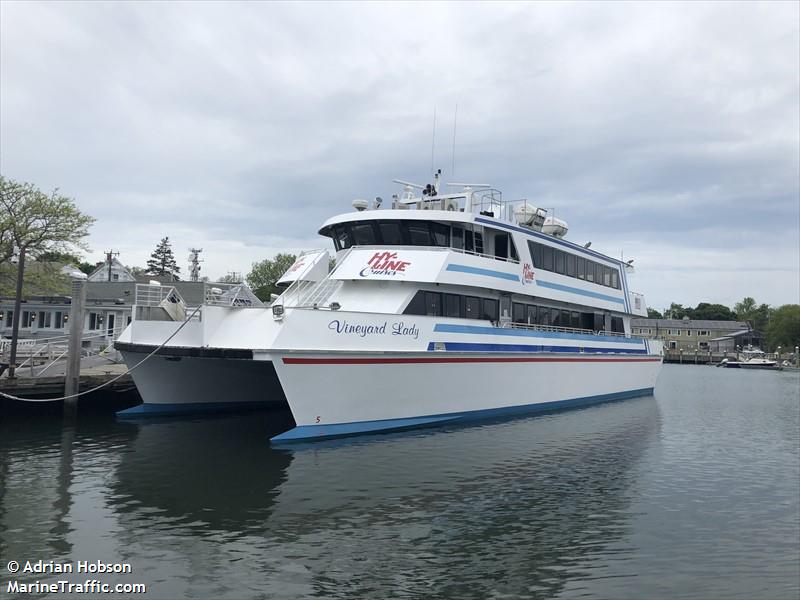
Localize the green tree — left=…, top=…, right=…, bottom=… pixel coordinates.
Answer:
left=691, top=302, right=735, bottom=321
left=734, top=297, right=757, bottom=321
left=647, top=308, right=663, bottom=319
left=765, top=305, right=800, bottom=351
left=0, top=176, right=95, bottom=295
left=145, top=237, right=181, bottom=280
left=751, top=303, right=773, bottom=333
left=665, top=303, right=690, bottom=319
left=246, top=253, right=297, bottom=301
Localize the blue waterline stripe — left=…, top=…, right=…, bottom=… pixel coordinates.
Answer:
left=270, top=387, right=655, bottom=443
left=474, top=216, right=625, bottom=266
left=426, top=341, right=648, bottom=354
left=445, top=263, right=520, bottom=282
left=535, top=279, right=625, bottom=305
left=117, top=400, right=273, bottom=418
left=433, top=323, right=643, bottom=344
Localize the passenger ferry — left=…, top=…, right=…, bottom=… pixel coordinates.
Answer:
left=115, top=172, right=663, bottom=442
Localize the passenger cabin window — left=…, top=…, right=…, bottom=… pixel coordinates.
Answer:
left=525, top=240, right=622, bottom=290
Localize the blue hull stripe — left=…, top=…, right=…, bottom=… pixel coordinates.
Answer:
left=446, top=263, right=520, bottom=282
left=426, top=341, right=648, bottom=354
left=535, top=279, right=625, bottom=305
left=433, top=323, right=644, bottom=344
left=270, top=387, right=655, bottom=443
left=117, top=400, right=273, bottom=418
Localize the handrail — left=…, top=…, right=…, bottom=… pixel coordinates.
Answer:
left=503, top=321, right=648, bottom=340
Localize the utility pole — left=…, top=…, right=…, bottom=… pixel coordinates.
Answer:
left=188, top=248, right=203, bottom=283
left=104, top=250, right=119, bottom=282
left=6, top=246, right=26, bottom=379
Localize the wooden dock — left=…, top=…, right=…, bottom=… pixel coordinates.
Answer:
left=0, top=364, right=134, bottom=398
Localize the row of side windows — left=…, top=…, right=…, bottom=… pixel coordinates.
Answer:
left=511, top=302, right=624, bottom=333
left=403, top=291, right=625, bottom=334
left=404, top=290, right=499, bottom=321
left=527, top=241, right=620, bottom=289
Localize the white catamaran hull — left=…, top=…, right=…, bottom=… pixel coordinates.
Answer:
left=268, top=351, right=662, bottom=441
left=117, top=350, right=286, bottom=416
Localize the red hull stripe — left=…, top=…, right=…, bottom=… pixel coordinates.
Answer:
left=282, top=356, right=662, bottom=365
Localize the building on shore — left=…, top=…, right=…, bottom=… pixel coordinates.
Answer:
left=0, top=264, right=224, bottom=352
left=631, top=317, right=763, bottom=352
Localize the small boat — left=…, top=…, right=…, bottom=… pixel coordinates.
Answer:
left=718, top=349, right=777, bottom=370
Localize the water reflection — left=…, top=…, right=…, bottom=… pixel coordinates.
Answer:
left=100, top=398, right=660, bottom=598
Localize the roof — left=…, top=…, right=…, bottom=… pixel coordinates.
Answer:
left=709, top=330, right=757, bottom=341
left=631, top=318, right=750, bottom=330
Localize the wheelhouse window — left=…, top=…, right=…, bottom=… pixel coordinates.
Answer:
left=431, top=223, right=450, bottom=247
left=576, top=256, right=585, bottom=280
left=379, top=221, right=405, bottom=245
left=351, top=222, right=378, bottom=246
left=407, top=223, right=432, bottom=246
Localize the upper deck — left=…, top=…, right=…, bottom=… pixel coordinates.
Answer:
left=310, top=177, right=648, bottom=317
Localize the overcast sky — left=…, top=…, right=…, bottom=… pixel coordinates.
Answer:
left=1, top=1, right=798, bottom=311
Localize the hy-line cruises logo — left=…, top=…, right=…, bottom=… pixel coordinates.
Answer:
left=360, top=251, right=411, bottom=277
left=522, top=262, right=535, bottom=285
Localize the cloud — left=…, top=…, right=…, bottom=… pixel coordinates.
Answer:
left=1, top=1, right=798, bottom=307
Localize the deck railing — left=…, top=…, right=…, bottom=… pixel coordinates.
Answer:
left=503, top=321, right=648, bottom=340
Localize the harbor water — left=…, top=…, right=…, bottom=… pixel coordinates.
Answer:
left=1, top=364, right=798, bottom=599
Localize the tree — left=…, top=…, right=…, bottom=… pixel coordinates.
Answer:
left=35, top=250, right=95, bottom=275
left=145, top=237, right=181, bottom=280
left=665, top=303, right=690, bottom=319
left=0, top=176, right=95, bottom=295
left=691, top=302, right=735, bottom=321
left=127, top=265, right=147, bottom=279
left=765, top=305, right=800, bottom=351
left=647, top=308, right=662, bottom=319
left=246, top=253, right=297, bottom=301
left=734, top=297, right=757, bottom=321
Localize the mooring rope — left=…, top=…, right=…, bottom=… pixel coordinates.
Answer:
left=0, top=305, right=202, bottom=403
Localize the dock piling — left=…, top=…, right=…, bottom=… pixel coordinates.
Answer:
left=64, top=279, right=86, bottom=417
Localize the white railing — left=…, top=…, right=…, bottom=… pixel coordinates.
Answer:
left=1, top=323, right=129, bottom=377
left=503, top=321, right=647, bottom=340
left=203, top=283, right=264, bottom=307
left=135, top=284, right=180, bottom=307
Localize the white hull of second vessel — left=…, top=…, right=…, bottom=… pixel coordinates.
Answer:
left=116, top=350, right=286, bottom=417
left=269, top=349, right=662, bottom=441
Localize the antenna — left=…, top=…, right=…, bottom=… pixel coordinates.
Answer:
left=430, top=107, right=437, bottom=176
left=188, top=248, right=203, bottom=283
left=451, top=103, right=458, bottom=178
